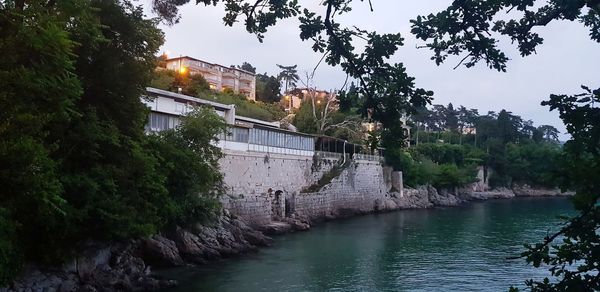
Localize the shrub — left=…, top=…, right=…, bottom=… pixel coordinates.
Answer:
left=145, top=107, right=227, bottom=226
left=433, top=163, right=478, bottom=189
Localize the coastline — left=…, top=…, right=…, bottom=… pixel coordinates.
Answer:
left=2, top=185, right=572, bottom=292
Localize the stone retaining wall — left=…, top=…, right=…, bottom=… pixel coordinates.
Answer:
left=219, top=150, right=340, bottom=196
left=222, top=158, right=396, bottom=224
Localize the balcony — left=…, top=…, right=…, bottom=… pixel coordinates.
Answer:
left=222, top=79, right=236, bottom=88
left=222, top=70, right=237, bottom=78
left=240, top=73, right=254, bottom=82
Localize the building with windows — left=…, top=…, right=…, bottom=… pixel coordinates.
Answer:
left=286, top=88, right=336, bottom=110
left=164, top=56, right=256, bottom=101
left=143, top=87, right=315, bottom=156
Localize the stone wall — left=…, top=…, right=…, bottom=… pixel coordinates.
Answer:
left=294, top=160, right=390, bottom=219
left=219, top=149, right=340, bottom=196
left=220, top=194, right=273, bottom=226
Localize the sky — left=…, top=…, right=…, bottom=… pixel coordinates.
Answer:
left=146, top=1, right=600, bottom=140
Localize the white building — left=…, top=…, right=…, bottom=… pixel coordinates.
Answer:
left=143, top=87, right=315, bottom=156
left=165, top=56, right=256, bottom=101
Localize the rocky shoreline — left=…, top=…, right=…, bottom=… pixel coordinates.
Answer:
left=2, top=185, right=571, bottom=292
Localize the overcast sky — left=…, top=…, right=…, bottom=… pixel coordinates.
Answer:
left=147, top=1, right=599, bottom=139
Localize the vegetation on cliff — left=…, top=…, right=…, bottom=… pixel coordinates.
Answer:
left=391, top=107, right=564, bottom=189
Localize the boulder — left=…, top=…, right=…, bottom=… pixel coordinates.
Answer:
left=261, top=222, right=293, bottom=235
left=396, top=186, right=433, bottom=209
left=171, top=228, right=210, bottom=263
left=140, top=235, right=184, bottom=267
left=374, top=198, right=398, bottom=212
left=283, top=218, right=310, bottom=231
left=243, top=230, right=273, bottom=246
left=428, top=186, right=461, bottom=206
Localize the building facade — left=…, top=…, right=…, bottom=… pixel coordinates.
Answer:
left=286, top=88, right=335, bottom=110
left=165, top=56, right=256, bottom=101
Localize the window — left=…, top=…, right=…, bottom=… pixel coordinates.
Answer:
left=233, top=127, right=249, bottom=143
left=146, top=112, right=181, bottom=132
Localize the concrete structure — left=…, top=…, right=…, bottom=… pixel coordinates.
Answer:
left=220, top=156, right=399, bottom=226
left=165, top=56, right=256, bottom=101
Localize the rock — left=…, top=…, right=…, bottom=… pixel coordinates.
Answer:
left=172, top=227, right=212, bottom=263
left=64, top=243, right=111, bottom=279
left=396, top=186, right=433, bottom=209
left=58, top=278, right=78, bottom=292
left=466, top=188, right=515, bottom=200
left=283, top=218, right=310, bottom=231
left=374, top=198, right=398, bottom=212
left=140, top=235, right=184, bottom=267
left=243, top=230, right=273, bottom=246
left=428, top=186, right=461, bottom=206
left=261, top=222, right=293, bottom=235
left=512, top=184, right=571, bottom=197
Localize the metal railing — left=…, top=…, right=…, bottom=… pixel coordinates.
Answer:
left=354, top=153, right=384, bottom=163
left=314, top=151, right=344, bottom=160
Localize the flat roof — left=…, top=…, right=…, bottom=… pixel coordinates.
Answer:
left=145, top=87, right=234, bottom=111
left=145, top=87, right=282, bottom=129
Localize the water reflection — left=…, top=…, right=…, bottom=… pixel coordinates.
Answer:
left=164, top=197, right=573, bottom=292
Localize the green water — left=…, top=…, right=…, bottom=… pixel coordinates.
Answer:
left=165, top=197, right=574, bottom=291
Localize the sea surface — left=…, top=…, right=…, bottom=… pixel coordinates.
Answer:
left=164, top=197, right=574, bottom=291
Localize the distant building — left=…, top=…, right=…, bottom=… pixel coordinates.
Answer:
left=286, top=88, right=336, bottom=110
left=165, top=56, right=256, bottom=101
left=462, top=127, right=476, bottom=135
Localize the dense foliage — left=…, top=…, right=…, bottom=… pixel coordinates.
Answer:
left=0, top=0, right=225, bottom=284
left=255, top=73, right=281, bottom=103
left=404, top=104, right=564, bottom=189
left=145, top=108, right=226, bottom=227
left=388, top=144, right=480, bottom=189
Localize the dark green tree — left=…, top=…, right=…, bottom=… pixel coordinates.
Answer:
left=537, top=124, right=560, bottom=142
left=337, top=82, right=361, bottom=113
left=276, top=64, right=299, bottom=94
left=238, top=61, right=256, bottom=73
left=255, top=73, right=281, bottom=103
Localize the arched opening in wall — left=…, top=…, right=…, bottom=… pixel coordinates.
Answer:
left=272, top=190, right=284, bottom=220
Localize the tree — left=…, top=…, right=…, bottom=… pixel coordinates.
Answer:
left=238, top=61, right=256, bottom=73
left=146, top=107, right=226, bottom=226
left=497, top=110, right=522, bottom=144
left=410, top=106, right=431, bottom=145
left=537, top=125, right=560, bottom=142
left=293, top=74, right=361, bottom=136
left=276, top=64, right=299, bottom=94
left=150, top=70, right=211, bottom=96
left=337, top=82, right=361, bottom=113
left=255, top=73, right=281, bottom=103
left=444, top=103, right=459, bottom=132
